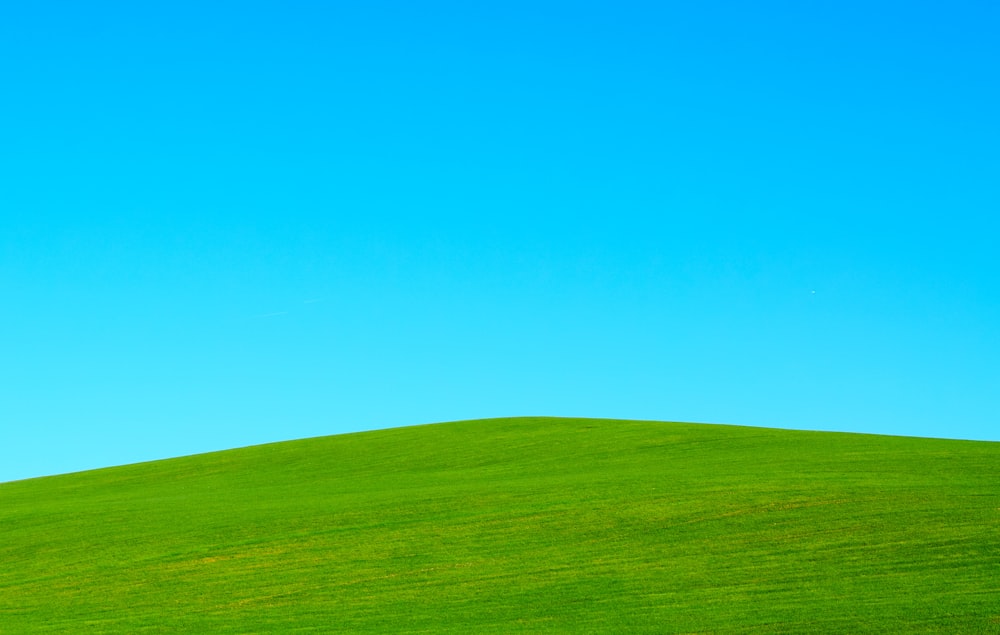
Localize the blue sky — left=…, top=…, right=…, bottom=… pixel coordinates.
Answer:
left=2, top=1, right=998, bottom=482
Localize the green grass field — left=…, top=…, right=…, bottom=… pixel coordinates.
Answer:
left=1, top=417, right=998, bottom=633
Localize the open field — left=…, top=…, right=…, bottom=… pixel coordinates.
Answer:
left=1, top=417, right=998, bottom=633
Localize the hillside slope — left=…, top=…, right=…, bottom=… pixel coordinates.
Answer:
left=1, top=417, right=998, bottom=633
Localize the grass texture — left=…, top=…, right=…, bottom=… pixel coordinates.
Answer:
left=1, top=417, right=998, bottom=633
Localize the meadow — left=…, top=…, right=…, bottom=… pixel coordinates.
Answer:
left=1, top=417, right=998, bottom=633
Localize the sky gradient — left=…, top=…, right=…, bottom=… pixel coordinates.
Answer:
left=2, top=1, right=998, bottom=482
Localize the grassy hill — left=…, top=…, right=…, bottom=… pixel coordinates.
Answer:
left=1, top=417, right=998, bottom=633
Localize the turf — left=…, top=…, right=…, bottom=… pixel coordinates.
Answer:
left=1, top=417, right=998, bottom=633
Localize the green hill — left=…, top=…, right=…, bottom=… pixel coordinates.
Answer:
left=1, top=417, right=998, bottom=633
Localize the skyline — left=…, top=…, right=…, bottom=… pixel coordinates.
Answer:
left=2, top=1, right=998, bottom=482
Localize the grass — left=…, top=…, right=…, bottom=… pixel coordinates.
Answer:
left=1, top=417, right=998, bottom=633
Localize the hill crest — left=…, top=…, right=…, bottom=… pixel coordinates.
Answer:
left=2, top=417, right=998, bottom=632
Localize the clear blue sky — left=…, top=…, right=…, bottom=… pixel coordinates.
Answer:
left=2, top=1, right=998, bottom=482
